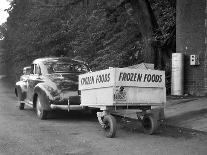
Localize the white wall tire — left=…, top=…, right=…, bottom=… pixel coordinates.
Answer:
left=17, top=88, right=25, bottom=110
left=36, top=96, right=47, bottom=120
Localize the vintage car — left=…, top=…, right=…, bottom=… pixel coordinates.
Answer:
left=15, top=57, right=90, bottom=119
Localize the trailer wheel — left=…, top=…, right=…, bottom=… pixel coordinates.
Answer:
left=142, top=114, right=158, bottom=135
left=103, top=115, right=117, bottom=138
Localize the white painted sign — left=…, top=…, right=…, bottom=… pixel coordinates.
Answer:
left=79, top=68, right=165, bottom=90
left=79, top=69, right=115, bottom=90
left=115, top=68, right=165, bottom=88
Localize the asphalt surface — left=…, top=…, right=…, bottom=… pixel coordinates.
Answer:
left=0, top=64, right=207, bottom=154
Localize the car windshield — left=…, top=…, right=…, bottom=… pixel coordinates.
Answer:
left=23, top=67, right=31, bottom=75
left=43, top=60, right=89, bottom=74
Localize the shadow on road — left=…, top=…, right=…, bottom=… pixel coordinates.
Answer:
left=48, top=110, right=98, bottom=122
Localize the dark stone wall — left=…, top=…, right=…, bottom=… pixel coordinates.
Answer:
left=176, top=0, right=207, bottom=96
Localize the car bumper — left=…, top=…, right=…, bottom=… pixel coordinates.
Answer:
left=50, top=96, right=84, bottom=111
left=50, top=104, right=85, bottom=111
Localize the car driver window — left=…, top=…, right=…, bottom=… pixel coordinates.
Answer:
left=31, top=64, right=35, bottom=74
left=34, top=64, right=41, bottom=75
left=26, top=68, right=31, bottom=75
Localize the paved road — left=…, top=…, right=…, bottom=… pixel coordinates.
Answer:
left=0, top=71, right=207, bottom=155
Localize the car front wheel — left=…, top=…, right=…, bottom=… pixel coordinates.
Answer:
left=19, top=102, right=25, bottom=110
left=36, top=95, right=48, bottom=120
left=16, top=88, right=25, bottom=110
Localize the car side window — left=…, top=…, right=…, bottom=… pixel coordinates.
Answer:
left=31, top=64, right=35, bottom=74
left=26, top=68, right=31, bottom=75
left=34, top=64, right=41, bottom=75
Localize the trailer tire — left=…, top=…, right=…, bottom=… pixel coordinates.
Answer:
left=103, top=115, right=117, bottom=138
left=142, top=114, right=158, bottom=135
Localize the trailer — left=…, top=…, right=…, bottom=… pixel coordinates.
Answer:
left=79, top=67, right=166, bottom=138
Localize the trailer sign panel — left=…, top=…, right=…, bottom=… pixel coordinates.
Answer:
left=118, top=72, right=162, bottom=83
left=79, top=69, right=115, bottom=90
left=79, top=68, right=165, bottom=90
left=80, top=73, right=111, bottom=85
left=115, top=68, right=165, bottom=88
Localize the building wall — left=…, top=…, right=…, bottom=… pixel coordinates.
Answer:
left=176, top=0, right=207, bottom=96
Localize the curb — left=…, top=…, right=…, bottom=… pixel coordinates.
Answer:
left=161, top=123, right=207, bottom=135
left=164, top=108, right=207, bottom=134
left=166, top=98, right=198, bottom=107
left=165, top=108, right=207, bottom=123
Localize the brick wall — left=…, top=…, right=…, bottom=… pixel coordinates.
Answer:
left=176, top=0, right=207, bottom=96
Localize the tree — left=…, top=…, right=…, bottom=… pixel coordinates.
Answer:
left=0, top=0, right=175, bottom=80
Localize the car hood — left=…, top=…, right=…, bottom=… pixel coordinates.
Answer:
left=47, top=73, right=79, bottom=91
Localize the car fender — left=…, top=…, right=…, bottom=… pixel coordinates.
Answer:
left=34, top=82, right=57, bottom=101
left=15, top=81, right=27, bottom=99
left=16, top=81, right=27, bottom=92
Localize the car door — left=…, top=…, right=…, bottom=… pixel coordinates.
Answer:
left=27, top=63, right=44, bottom=102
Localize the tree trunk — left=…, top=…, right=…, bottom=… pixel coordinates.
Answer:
left=130, top=0, right=162, bottom=68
